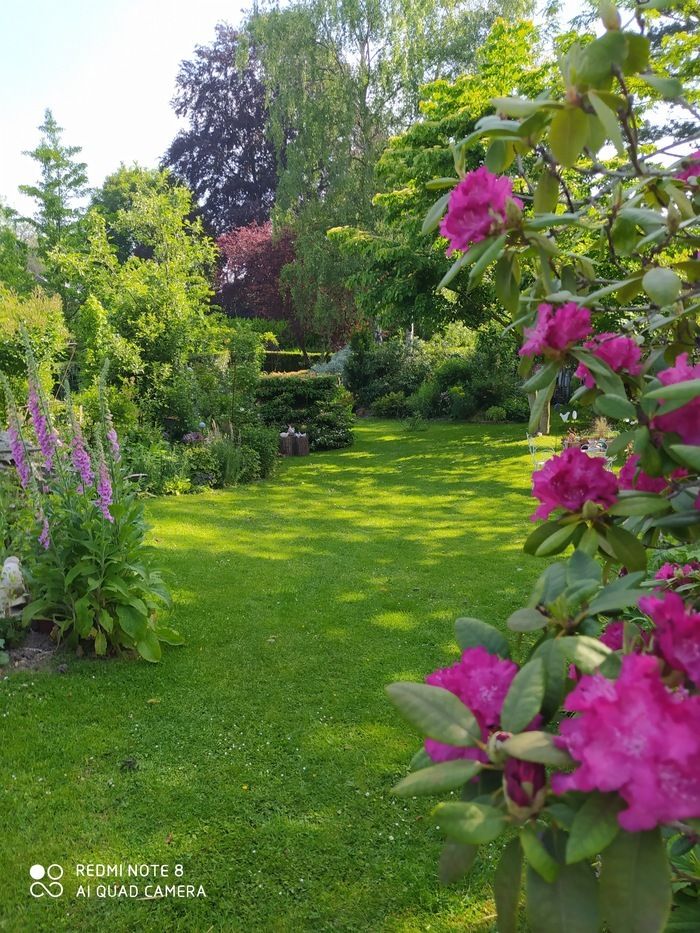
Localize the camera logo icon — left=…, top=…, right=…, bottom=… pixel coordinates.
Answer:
left=29, top=864, right=64, bottom=898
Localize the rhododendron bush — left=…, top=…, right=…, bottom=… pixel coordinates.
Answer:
left=387, top=4, right=700, bottom=931
left=1, top=347, right=181, bottom=662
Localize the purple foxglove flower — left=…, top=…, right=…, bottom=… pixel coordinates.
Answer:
left=38, top=515, right=51, bottom=550
left=27, top=381, right=57, bottom=472
left=7, top=425, right=31, bottom=488
left=70, top=430, right=94, bottom=487
left=95, top=459, right=114, bottom=522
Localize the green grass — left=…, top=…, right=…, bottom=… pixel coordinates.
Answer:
left=0, top=420, right=544, bottom=932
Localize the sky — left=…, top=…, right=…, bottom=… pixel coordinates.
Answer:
left=1, top=0, right=581, bottom=218
left=0, top=0, right=246, bottom=214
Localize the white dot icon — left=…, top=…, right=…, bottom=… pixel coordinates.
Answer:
left=30, top=864, right=45, bottom=880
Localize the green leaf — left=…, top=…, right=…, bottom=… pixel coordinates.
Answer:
left=501, top=658, right=545, bottom=733
left=491, top=96, right=544, bottom=117
left=608, top=493, right=670, bottom=517
left=486, top=139, right=513, bottom=173
left=116, top=604, right=148, bottom=639
left=433, top=801, right=507, bottom=845
left=524, top=522, right=567, bottom=557
left=468, top=233, right=507, bottom=289
left=645, top=379, right=700, bottom=403
left=507, top=607, right=548, bottom=633
left=599, top=829, right=672, bottom=933
left=642, top=267, right=682, bottom=306
left=422, top=192, right=450, bottom=234
left=577, top=31, right=627, bottom=85
left=502, top=731, right=573, bottom=767
left=595, top=394, right=636, bottom=421
left=622, top=33, right=650, bottom=75
left=437, top=237, right=495, bottom=290
left=604, top=524, right=647, bottom=571
left=386, top=683, right=480, bottom=746
left=521, top=824, right=559, bottom=882
left=153, top=624, right=185, bottom=646
left=528, top=381, right=555, bottom=434
left=493, top=838, right=523, bottom=933
left=454, top=617, right=510, bottom=657
left=558, top=635, right=611, bottom=674
left=522, top=360, right=560, bottom=393
left=425, top=177, right=459, bottom=191
left=536, top=524, right=579, bottom=557
left=438, top=842, right=478, bottom=885
left=588, top=91, right=625, bottom=155
left=526, top=835, right=601, bottom=933
left=567, top=549, right=602, bottom=584
left=641, top=73, right=682, bottom=99
left=136, top=629, right=162, bottom=663
left=393, top=759, right=482, bottom=797
left=94, top=629, right=107, bottom=656
left=548, top=107, right=589, bottom=167
left=566, top=794, right=621, bottom=864
left=669, top=444, right=700, bottom=471
left=533, top=170, right=560, bottom=213
left=532, top=639, right=568, bottom=720
left=409, top=746, right=432, bottom=772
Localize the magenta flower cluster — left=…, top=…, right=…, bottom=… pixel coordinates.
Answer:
left=520, top=302, right=592, bottom=359
left=655, top=562, right=700, bottom=584
left=574, top=332, right=642, bottom=388
left=424, top=647, right=518, bottom=763
left=652, top=353, right=700, bottom=445
left=618, top=453, right=686, bottom=494
left=640, top=591, right=700, bottom=687
left=531, top=447, right=618, bottom=521
left=552, top=653, right=700, bottom=831
left=677, top=150, right=700, bottom=183
left=440, top=167, right=522, bottom=256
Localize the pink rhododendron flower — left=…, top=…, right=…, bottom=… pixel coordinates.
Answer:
left=618, top=453, right=686, bottom=493
left=424, top=647, right=518, bottom=763
left=520, top=303, right=592, bottom=358
left=655, top=562, right=700, bottom=583
left=677, top=150, right=700, bottom=183
left=640, top=591, right=700, bottom=687
left=439, top=167, right=522, bottom=256
left=574, top=332, right=642, bottom=388
left=552, top=653, right=700, bottom=831
left=652, top=353, right=700, bottom=445
left=531, top=447, right=618, bottom=521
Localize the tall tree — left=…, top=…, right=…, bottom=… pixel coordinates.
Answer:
left=19, top=109, right=88, bottom=258
left=0, top=204, right=35, bottom=294
left=163, top=25, right=278, bottom=235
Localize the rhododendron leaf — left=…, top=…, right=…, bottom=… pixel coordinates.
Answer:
left=595, top=394, right=636, bottom=421
left=536, top=524, right=580, bottom=558
left=501, top=658, right=545, bottom=733
left=437, top=842, right=478, bottom=885
left=533, top=170, right=559, bottom=213
left=493, top=837, right=523, bottom=933
left=599, top=829, right=672, bottom=933
left=455, top=617, right=510, bottom=657
left=409, top=747, right=432, bottom=772
left=622, top=33, right=650, bottom=75
left=528, top=563, right=568, bottom=607
left=521, top=824, right=559, bottom=882
left=548, top=107, right=588, bottom=167
left=485, top=140, right=511, bottom=173
left=558, top=635, right=611, bottom=673
left=546, top=801, right=578, bottom=830
left=494, top=255, right=520, bottom=314
left=566, top=793, right=622, bottom=864
left=393, top=760, right=482, bottom=797
left=528, top=382, right=556, bottom=434
left=645, top=378, right=700, bottom=403
left=524, top=522, right=564, bottom=557
left=507, top=607, right=548, bottom=633
left=531, top=640, right=568, bottom=720
left=424, top=177, right=458, bottom=191
left=588, top=92, right=626, bottom=155
left=386, top=683, right=481, bottom=747
left=421, top=192, right=450, bottom=235
left=433, top=801, right=507, bottom=845
left=668, top=444, right=700, bottom=471
left=642, top=267, right=682, bottom=306
left=525, top=213, right=580, bottom=231
left=605, top=430, right=636, bottom=457
left=572, top=349, right=626, bottom=398
left=526, top=840, right=601, bottom=933
left=468, top=233, right=507, bottom=290
left=567, top=549, right=602, bottom=584
left=502, top=731, right=573, bottom=767
left=491, top=96, right=543, bottom=117
left=522, top=360, right=559, bottom=393
left=437, top=237, right=495, bottom=290
left=604, top=525, right=647, bottom=571
left=641, top=73, right=682, bottom=99
left=577, top=31, right=627, bottom=86
left=608, top=493, right=670, bottom=517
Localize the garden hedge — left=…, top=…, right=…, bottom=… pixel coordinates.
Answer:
left=263, top=350, right=325, bottom=373
left=256, top=372, right=353, bottom=450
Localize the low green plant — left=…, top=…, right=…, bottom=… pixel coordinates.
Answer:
left=372, top=391, right=410, bottom=418
left=483, top=404, right=507, bottom=422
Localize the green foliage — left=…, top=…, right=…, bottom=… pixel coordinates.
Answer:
left=344, top=334, right=430, bottom=409
left=371, top=391, right=411, bottom=418
left=0, top=208, right=35, bottom=294
left=256, top=373, right=354, bottom=450
left=263, top=350, right=324, bottom=372
left=483, top=405, right=507, bottom=422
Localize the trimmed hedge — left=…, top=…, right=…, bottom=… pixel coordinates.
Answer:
left=256, top=373, right=354, bottom=451
left=263, top=350, right=325, bottom=373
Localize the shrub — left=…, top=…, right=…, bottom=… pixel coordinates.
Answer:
left=123, top=437, right=189, bottom=496
left=1, top=354, right=181, bottom=662
left=502, top=394, right=530, bottom=422
left=371, top=391, right=409, bottom=418
left=263, top=350, right=324, bottom=372
left=256, top=373, right=353, bottom=451
left=184, top=443, right=222, bottom=488
left=344, top=333, right=430, bottom=409
left=408, top=380, right=443, bottom=419
left=483, top=405, right=507, bottom=422
left=237, top=444, right=262, bottom=483
left=446, top=385, right=477, bottom=420
left=238, top=424, right=278, bottom=479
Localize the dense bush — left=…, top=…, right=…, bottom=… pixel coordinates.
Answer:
left=256, top=372, right=354, bottom=450
left=263, top=350, right=324, bottom=372
left=344, top=332, right=430, bottom=409
left=483, top=404, right=506, bottom=422
left=371, top=391, right=410, bottom=418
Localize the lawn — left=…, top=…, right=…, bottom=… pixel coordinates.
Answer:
left=0, top=420, right=545, bottom=932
